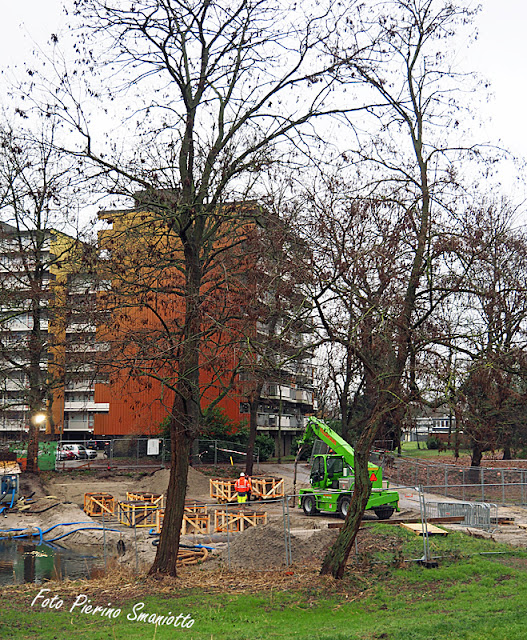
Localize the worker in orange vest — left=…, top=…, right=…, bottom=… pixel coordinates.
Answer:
left=234, top=472, right=252, bottom=504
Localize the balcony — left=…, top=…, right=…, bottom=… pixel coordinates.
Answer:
left=63, top=402, right=110, bottom=413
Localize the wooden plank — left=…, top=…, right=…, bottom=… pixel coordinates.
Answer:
left=401, top=522, right=448, bottom=536
left=328, top=516, right=464, bottom=529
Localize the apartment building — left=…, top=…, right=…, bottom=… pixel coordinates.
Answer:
left=0, top=222, right=109, bottom=439
left=92, top=197, right=315, bottom=455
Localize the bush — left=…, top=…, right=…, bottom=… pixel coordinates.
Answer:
left=426, top=435, right=441, bottom=450
left=254, top=434, right=275, bottom=461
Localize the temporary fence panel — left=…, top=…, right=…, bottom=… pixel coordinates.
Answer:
left=426, top=501, right=497, bottom=531
left=384, top=457, right=527, bottom=506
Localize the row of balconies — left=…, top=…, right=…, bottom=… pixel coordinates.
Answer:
left=256, top=413, right=305, bottom=431
left=262, top=384, right=313, bottom=404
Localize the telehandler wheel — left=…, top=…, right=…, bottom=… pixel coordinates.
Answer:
left=373, top=506, right=395, bottom=520
left=337, top=495, right=351, bottom=518
left=301, top=494, right=319, bottom=516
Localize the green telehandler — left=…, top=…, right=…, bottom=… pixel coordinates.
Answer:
left=297, top=417, right=399, bottom=519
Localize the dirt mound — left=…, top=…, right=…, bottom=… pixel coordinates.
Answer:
left=19, top=473, right=48, bottom=499
left=138, top=466, right=210, bottom=499
left=215, top=520, right=339, bottom=570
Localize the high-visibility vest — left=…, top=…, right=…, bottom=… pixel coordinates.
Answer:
left=235, top=476, right=251, bottom=493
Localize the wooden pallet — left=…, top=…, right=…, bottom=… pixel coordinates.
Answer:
left=214, top=508, right=268, bottom=533
left=83, top=493, right=116, bottom=516
left=400, top=523, right=448, bottom=536
left=126, top=491, right=165, bottom=508
left=117, top=500, right=159, bottom=527
left=155, top=508, right=211, bottom=535
left=210, top=478, right=238, bottom=503
left=250, top=476, right=285, bottom=500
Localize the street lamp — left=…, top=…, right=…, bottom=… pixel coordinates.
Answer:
left=32, top=412, right=47, bottom=428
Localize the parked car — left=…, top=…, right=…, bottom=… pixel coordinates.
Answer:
left=56, top=446, right=76, bottom=461
left=57, top=444, right=91, bottom=460
left=84, top=445, right=98, bottom=459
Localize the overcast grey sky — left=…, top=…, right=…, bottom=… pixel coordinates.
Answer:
left=0, top=1, right=525, bottom=199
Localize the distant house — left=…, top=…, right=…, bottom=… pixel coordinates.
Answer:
left=406, top=408, right=456, bottom=442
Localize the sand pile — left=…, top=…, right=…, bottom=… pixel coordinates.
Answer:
left=215, top=520, right=339, bottom=569
left=138, top=466, right=210, bottom=499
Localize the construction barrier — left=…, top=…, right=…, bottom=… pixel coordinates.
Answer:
left=210, top=477, right=285, bottom=503
left=83, top=493, right=116, bottom=517
left=214, top=508, right=267, bottom=533
left=210, top=478, right=238, bottom=503
left=250, top=476, right=285, bottom=500
left=426, top=501, right=498, bottom=531
left=184, top=500, right=208, bottom=514
left=126, top=491, right=165, bottom=508
left=155, top=508, right=211, bottom=535
left=117, top=500, right=159, bottom=527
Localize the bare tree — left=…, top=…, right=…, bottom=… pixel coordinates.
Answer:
left=0, top=123, right=85, bottom=471
left=305, top=0, right=480, bottom=578
left=452, top=202, right=527, bottom=465
left=22, top=0, right=373, bottom=575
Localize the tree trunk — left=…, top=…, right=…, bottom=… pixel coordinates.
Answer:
left=149, top=410, right=192, bottom=576
left=26, top=425, right=39, bottom=474
left=320, top=445, right=372, bottom=578
left=470, top=442, right=483, bottom=467
left=149, top=232, right=202, bottom=576
left=502, top=446, right=511, bottom=461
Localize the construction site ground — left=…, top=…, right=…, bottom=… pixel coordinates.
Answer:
left=4, top=461, right=527, bottom=576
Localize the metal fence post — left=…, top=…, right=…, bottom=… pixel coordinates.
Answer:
left=523, top=470, right=526, bottom=506
left=226, top=502, right=230, bottom=570
left=214, top=440, right=218, bottom=466
left=481, top=468, right=484, bottom=502
left=444, top=468, right=448, bottom=497
left=502, top=472, right=505, bottom=504
left=462, top=470, right=465, bottom=501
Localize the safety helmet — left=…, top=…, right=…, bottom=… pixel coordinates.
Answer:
left=240, top=472, right=245, bottom=477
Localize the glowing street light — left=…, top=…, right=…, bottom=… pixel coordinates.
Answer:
left=32, top=413, right=47, bottom=427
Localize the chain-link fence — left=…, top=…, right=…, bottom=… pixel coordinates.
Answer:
left=384, top=456, right=527, bottom=505
left=54, top=437, right=260, bottom=470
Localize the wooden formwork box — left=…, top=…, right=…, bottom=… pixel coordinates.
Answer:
left=117, top=500, right=159, bottom=527
left=83, top=492, right=116, bottom=516
left=214, top=508, right=268, bottom=533
left=184, top=500, right=207, bottom=514
left=126, top=491, right=165, bottom=508
left=250, top=477, right=285, bottom=501
left=155, top=508, right=210, bottom=535
left=210, top=478, right=238, bottom=503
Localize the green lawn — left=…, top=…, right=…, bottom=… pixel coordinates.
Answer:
left=399, top=441, right=470, bottom=458
left=2, top=527, right=527, bottom=640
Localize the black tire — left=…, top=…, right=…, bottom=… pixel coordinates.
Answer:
left=337, top=495, right=351, bottom=518
left=302, top=494, right=319, bottom=516
left=374, top=506, right=395, bottom=520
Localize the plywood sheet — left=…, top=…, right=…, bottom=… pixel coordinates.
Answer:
left=400, top=522, right=448, bottom=536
